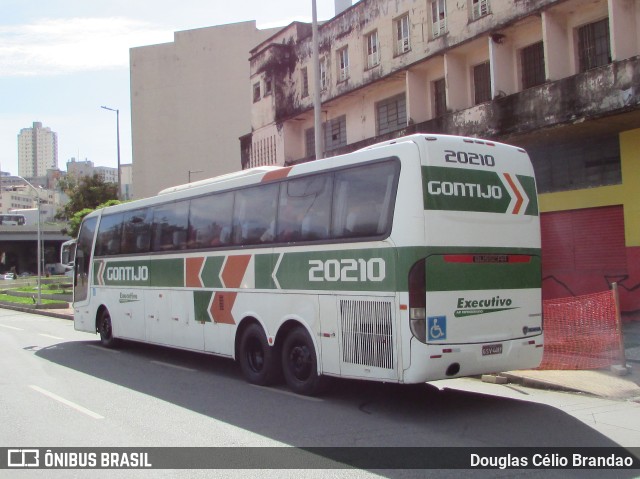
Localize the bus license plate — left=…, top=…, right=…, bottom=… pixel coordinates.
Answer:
left=482, top=344, right=503, bottom=356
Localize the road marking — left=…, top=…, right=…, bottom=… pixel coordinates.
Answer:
left=86, top=344, right=120, bottom=353
left=39, top=333, right=64, bottom=340
left=250, top=385, right=324, bottom=402
left=150, top=360, right=197, bottom=372
left=0, top=324, right=23, bottom=331
left=29, top=385, right=104, bottom=419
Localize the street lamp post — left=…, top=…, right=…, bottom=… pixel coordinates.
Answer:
left=17, top=176, right=42, bottom=306
left=101, top=106, right=121, bottom=199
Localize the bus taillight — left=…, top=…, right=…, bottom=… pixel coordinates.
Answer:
left=408, top=259, right=427, bottom=343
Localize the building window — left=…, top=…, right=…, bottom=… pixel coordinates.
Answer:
left=521, top=41, right=545, bottom=89
left=320, top=57, right=328, bottom=90
left=264, top=77, right=272, bottom=96
left=376, top=93, right=407, bottom=135
left=431, top=0, right=447, bottom=38
left=305, top=127, right=315, bottom=158
left=337, top=47, right=349, bottom=82
left=473, top=61, right=491, bottom=105
left=433, top=77, right=447, bottom=117
left=394, top=14, right=410, bottom=56
left=578, top=18, right=611, bottom=72
left=365, top=30, right=380, bottom=69
left=471, top=0, right=490, bottom=20
left=301, top=67, right=309, bottom=98
left=324, top=115, right=347, bottom=152
left=252, top=82, right=261, bottom=103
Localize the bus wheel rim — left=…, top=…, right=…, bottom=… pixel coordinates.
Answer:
left=246, top=338, right=264, bottom=372
left=289, top=345, right=312, bottom=380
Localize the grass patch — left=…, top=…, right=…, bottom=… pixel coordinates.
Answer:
left=16, top=284, right=72, bottom=294
left=0, top=293, right=66, bottom=305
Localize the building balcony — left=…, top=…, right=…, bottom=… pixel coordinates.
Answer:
left=287, top=55, right=640, bottom=164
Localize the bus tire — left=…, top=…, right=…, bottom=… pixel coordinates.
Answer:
left=238, top=323, right=279, bottom=386
left=97, top=309, right=118, bottom=348
left=282, top=326, right=327, bottom=396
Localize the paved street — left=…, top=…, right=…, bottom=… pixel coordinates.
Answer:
left=1, top=308, right=639, bottom=478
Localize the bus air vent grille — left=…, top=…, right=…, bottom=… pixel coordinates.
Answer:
left=339, top=299, right=394, bottom=369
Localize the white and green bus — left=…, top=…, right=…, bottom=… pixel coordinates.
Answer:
left=73, top=134, right=542, bottom=395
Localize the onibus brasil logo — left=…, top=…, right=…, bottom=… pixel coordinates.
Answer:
left=455, top=295, right=518, bottom=317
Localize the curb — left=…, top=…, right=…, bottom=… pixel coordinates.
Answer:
left=0, top=302, right=73, bottom=320
left=498, top=372, right=585, bottom=394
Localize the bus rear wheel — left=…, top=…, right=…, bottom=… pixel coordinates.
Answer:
left=238, top=323, right=280, bottom=386
left=97, top=309, right=118, bottom=348
left=282, top=326, right=327, bottom=396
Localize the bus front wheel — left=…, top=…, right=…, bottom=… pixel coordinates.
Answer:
left=282, top=326, right=327, bottom=396
left=97, top=309, right=117, bottom=348
left=238, top=323, right=279, bottom=386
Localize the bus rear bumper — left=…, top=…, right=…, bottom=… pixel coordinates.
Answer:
left=403, top=335, right=544, bottom=384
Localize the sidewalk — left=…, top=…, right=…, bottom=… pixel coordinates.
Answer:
left=6, top=303, right=640, bottom=401
left=494, top=319, right=640, bottom=401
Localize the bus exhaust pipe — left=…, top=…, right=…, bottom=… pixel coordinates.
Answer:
left=446, top=363, right=460, bottom=377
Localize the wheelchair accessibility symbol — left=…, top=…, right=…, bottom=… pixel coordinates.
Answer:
left=427, top=316, right=447, bottom=341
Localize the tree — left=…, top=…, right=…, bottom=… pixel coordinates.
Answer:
left=57, top=174, right=120, bottom=237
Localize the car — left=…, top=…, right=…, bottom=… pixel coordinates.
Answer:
left=3, top=272, right=16, bottom=280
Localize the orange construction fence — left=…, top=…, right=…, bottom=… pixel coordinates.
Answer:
left=538, top=289, right=625, bottom=370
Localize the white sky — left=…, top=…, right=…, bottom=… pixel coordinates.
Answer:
left=0, top=0, right=337, bottom=175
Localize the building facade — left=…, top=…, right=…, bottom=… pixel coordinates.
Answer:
left=244, top=0, right=640, bottom=316
left=17, top=122, right=58, bottom=177
left=130, top=21, right=280, bottom=200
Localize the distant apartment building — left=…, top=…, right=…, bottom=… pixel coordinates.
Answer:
left=244, top=0, right=640, bottom=316
left=130, top=21, right=280, bottom=199
left=18, top=122, right=58, bottom=177
left=0, top=178, right=60, bottom=222
left=66, top=158, right=95, bottom=178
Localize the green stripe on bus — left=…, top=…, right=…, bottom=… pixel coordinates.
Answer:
left=201, top=256, right=224, bottom=288
left=194, top=290, right=213, bottom=322
left=93, top=246, right=540, bottom=292
left=422, top=166, right=538, bottom=216
left=425, top=254, right=541, bottom=292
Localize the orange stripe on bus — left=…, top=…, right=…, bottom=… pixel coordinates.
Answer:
left=185, top=257, right=205, bottom=288
left=261, top=167, right=292, bottom=183
left=503, top=173, right=523, bottom=214
left=222, top=255, right=251, bottom=288
left=210, top=292, right=237, bottom=325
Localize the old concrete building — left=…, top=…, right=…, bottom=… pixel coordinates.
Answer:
left=130, top=21, right=279, bottom=199
left=244, top=0, right=640, bottom=316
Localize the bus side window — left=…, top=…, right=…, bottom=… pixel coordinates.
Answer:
left=277, top=173, right=332, bottom=242
left=95, top=213, right=124, bottom=256
left=122, top=208, right=151, bottom=254
left=151, top=201, right=189, bottom=252
left=233, top=184, right=278, bottom=246
left=332, top=160, right=399, bottom=239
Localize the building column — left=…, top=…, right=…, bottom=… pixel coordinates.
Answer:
left=608, top=0, right=637, bottom=62
left=542, top=9, right=572, bottom=80
left=444, top=52, right=470, bottom=111
left=489, top=35, right=516, bottom=98
left=406, top=69, right=430, bottom=124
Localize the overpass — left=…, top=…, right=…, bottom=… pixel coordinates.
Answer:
left=0, top=225, right=72, bottom=275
